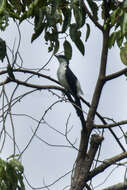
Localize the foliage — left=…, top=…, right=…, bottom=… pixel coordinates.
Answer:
left=0, top=158, right=25, bottom=190
left=120, top=42, right=127, bottom=65
left=0, top=0, right=127, bottom=62
left=108, top=1, right=127, bottom=49
left=0, top=0, right=87, bottom=58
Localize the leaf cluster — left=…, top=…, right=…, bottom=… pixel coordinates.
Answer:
left=0, top=0, right=88, bottom=58
left=1, top=0, right=127, bottom=62
left=0, top=158, right=25, bottom=190
left=108, top=1, right=127, bottom=49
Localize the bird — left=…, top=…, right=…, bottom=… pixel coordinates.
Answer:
left=55, top=55, right=85, bottom=126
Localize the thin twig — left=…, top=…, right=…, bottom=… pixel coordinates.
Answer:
left=82, top=0, right=103, bottom=31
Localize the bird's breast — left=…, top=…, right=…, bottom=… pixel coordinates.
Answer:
left=57, top=65, right=70, bottom=90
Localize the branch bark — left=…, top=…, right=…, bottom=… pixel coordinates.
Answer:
left=86, top=28, right=110, bottom=127
left=95, top=120, right=127, bottom=129
left=0, top=68, right=60, bottom=85
left=87, top=152, right=127, bottom=181
left=13, top=78, right=62, bottom=91
left=70, top=23, right=111, bottom=190
left=105, top=68, right=127, bottom=81
left=70, top=135, right=104, bottom=190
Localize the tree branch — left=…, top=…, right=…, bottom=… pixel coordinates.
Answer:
left=95, top=120, right=127, bottom=129
left=80, top=96, right=126, bottom=152
left=1, top=68, right=86, bottom=129
left=86, top=27, right=110, bottom=130
left=87, top=152, right=127, bottom=181
left=0, top=78, right=10, bottom=86
left=0, top=68, right=60, bottom=85
left=14, top=68, right=60, bottom=84
left=105, top=68, right=127, bottom=81
left=70, top=134, right=103, bottom=190
left=1, top=77, right=64, bottom=92
left=82, top=0, right=103, bottom=31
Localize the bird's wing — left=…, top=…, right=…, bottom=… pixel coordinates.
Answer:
left=66, top=66, right=85, bottom=126
left=65, top=66, right=78, bottom=96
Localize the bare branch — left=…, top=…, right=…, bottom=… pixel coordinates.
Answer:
left=3, top=88, right=16, bottom=155
left=105, top=68, right=127, bottom=81
left=80, top=96, right=126, bottom=152
left=95, top=120, right=127, bottom=129
left=24, top=170, right=72, bottom=190
left=0, top=78, right=10, bottom=86
left=65, top=114, right=79, bottom=151
left=34, top=133, right=73, bottom=149
left=87, top=152, right=127, bottom=181
left=0, top=68, right=60, bottom=85
left=13, top=78, right=64, bottom=91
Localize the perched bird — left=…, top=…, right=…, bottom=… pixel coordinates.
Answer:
left=55, top=55, right=85, bottom=125
left=55, top=55, right=83, bottom=97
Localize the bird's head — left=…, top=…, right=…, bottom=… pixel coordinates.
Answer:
left=55, top=55, right=69, bottom=65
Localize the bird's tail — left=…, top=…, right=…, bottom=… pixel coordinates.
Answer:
left=74, top=96, right=85, bottom=127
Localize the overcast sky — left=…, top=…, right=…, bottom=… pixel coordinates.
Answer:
left=0, top=17, right=127, bottom=190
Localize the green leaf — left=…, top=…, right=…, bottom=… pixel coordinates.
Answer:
left=108, top=32, right=117, bottom=48
left=73, top=4, right=82, bottom=28
left=62, top=8, right=71, bottom=33
left=63, top=40, right=72, bottom=60
left=70, top=24, right=85, bottom=55
left=116, top=30, right=123, bottom=47
left=53, top=40, right=59, bottom=54
left=115, top=9, right=124, bottom=30
left=0, top=0, right=9, bottom=31
left=31, top=23, right=46, bottom=42
left=34, top=8, right=44, bottom=28
left=0, top=158, right=25, bottom=189
left=9, top=159, right=24, bottom=173
left=7, top=0, right=22, bottom=13
left=0, top=38, right=6, bottom=62
left=75, top=37, right=85, bottom=56
left=45, top=5, right=62, bottom=27
left=110, top=8, right=119, bottom=26
left=85, top=23, right=90, bottom=42
left=0, top=0, right=6, bottom=15
left=120, top=43, right=127, bottom=65
left=122, top=12, right=127, bottom=35
left=69, top=23, right=77, bottom=41
left=123, top=0, right=127, bottom=8
left=87, top=0, right=98, bottom=21
left=71, top=1, right=86, bottom=29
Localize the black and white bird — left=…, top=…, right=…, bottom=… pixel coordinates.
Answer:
left=55, top=55, right=85, bottom=125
